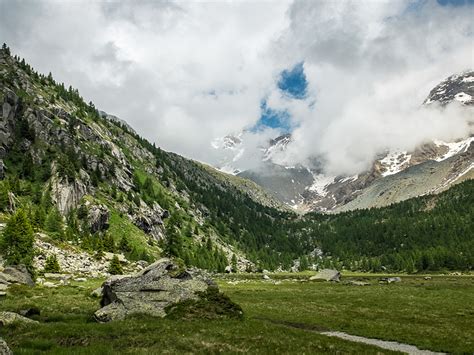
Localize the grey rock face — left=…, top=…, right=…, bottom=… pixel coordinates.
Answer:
left=0, top=338, right=12, bottom=355
left=0, top=265, right=34, bottom=286
left=132, top=202, right=167, bottom=240
left=50, top=173, right=88, bottom=216
left=309, top=269, right=341, bottom=282
left=87, top=203, right=110, bottom=233
left=94, top=258, right=217, bottom=322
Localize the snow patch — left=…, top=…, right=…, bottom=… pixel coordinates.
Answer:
left=380, top=151, right=412, bottom=177
left=461, top=75, right=474, bottom=83
left=308, top=174, right=336, bottom=196
left=434, top=137, right=473, bottom=162
left=454, top=92, right=472, bottom=104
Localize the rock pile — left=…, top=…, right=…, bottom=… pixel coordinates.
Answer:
left=94, top=258, right=242, bottom=322
left=33, top=237, right=145, bottom=278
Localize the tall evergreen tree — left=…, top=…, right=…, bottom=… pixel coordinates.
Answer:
left=0, top=209, right=35, bottom=269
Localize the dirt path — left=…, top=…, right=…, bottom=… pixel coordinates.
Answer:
left=321, top=331, right=446, bottom=355
left=257, top=317, right=445, bottom=354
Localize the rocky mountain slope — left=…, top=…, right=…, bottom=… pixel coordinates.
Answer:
left=214, top=71, right=473, bottom=212
left=0, top=45, right=294, bottom=273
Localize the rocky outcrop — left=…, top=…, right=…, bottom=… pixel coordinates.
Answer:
left=94, top=258, right=240, bottom=322
left=0, top=265, right=34, bottom=286
left=0, top=89, right=18, bottom=150
left=33, top=237, right=141, bottom=277
left=132, top=202, right=168, bottom=240
left=86, top=203, right=110, bottom=233
left=50, top=171, right=89, bottom=216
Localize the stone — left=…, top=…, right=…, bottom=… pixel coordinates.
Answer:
left=424, top=276, right=432, bottom=280
left=90, top=287, right=103, bottom=298
left=74, top=278, right=87, bottom=282
left=225, top=266, right=232, bottom=273
left=262, top=274, right=271, bottom=280
left=42, top=282, right=57, bottom=288
left=0, top=338, right=12, bottom=355
left=94, top=258, right=240, bottom=322
left=44, top=273, right=71, bottom=280
left=0, top=312, right=39, bottom=326
left=0, top=284, right=7, bottom=292
left=0, top=292, right=5, bottom=297
left=347, top=280, right=370, bottom=286
left=309, top=269, right=341, bottom=282
left=0, top=265, right=34, bottom=286
left=380, top=277, right=402, bottom=284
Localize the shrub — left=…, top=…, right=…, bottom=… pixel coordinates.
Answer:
left=44, top=254, right=61, bottom=273
left=108, top=255, right=123, bottom=275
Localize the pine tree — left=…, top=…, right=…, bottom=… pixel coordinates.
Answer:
left=1, top=209, right=35, bottom=269
left=45, top=207, right=64, bottom=238
left=44, top=254, right=61, bottom=273
left=231, top=254, right=238, bottom=273
left=108, top=255, right=123, bottom=275
left=164, top=228, right=183, bottom=258
left=0, top=182, right=9, bottom=212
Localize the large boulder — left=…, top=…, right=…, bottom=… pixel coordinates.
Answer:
left=94, top=258, right=242, bottom=322
left=0, top=338, right=12, bottom=355
left=0, top=266, right=34, bottom=286
left=309, top=269, right=341, bottom=282
left=0, top=311, right=39, bottom=326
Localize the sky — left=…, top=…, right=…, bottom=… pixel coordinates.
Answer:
left=1, top=0, right=473, bottom=175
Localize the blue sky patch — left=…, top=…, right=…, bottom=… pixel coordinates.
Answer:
left=251, top=100, right=292, bottom=133
left=278, top=62, right=307, bottom=99
left=437, top=0, right=473, bottom=6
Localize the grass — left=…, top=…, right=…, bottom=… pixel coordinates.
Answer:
left=0, top=274, right=473, bottom=354
left=107, top=210, right=160, bottom=260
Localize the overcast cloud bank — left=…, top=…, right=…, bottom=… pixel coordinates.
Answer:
left=1, top=0, right=472, bottom=175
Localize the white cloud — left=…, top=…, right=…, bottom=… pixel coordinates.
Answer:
left=0, top=0, right=472, bottom=175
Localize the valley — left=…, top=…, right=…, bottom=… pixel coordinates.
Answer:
left=0, top=1, right=473, bottom=351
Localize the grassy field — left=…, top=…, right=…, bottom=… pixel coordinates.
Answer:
left=1, top=274, right=473, bottom=354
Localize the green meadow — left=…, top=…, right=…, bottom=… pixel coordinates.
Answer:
left=1, top=274, right=473, bottom=354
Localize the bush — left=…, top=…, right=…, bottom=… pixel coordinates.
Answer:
left=44, top=254, right=60, bottom=273
left=108, top=255, right=123, bottom=275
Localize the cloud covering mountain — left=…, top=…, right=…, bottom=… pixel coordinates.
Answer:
left=1, top=0, right=472, bottom=175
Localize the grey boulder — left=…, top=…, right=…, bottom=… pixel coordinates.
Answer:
left=309, top=269, right=341, bottom=282
left=94, top=258, right=223, bottom=322
left=0, top=311, right=39, bottom=327
left=0, top=266, right=34, bottom=286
